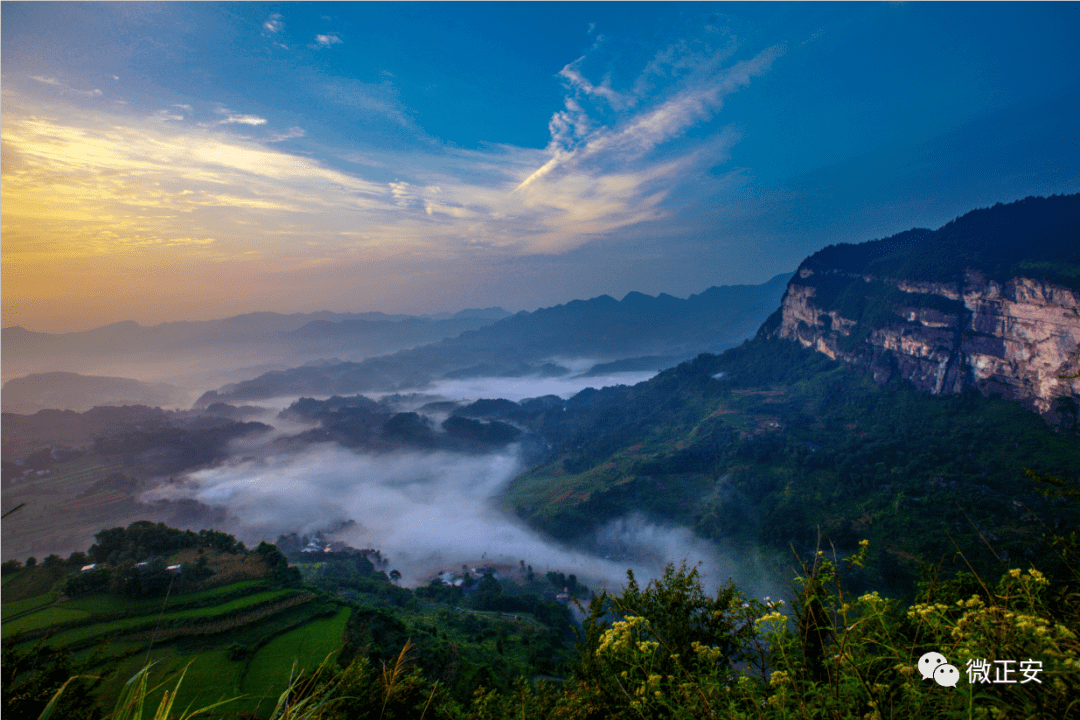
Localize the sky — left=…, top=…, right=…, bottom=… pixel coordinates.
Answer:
left=2, top=2, right=1077, bottom=333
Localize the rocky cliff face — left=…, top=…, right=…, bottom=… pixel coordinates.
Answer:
left=773, top=268, right=1080, bottom=416
left=764, top=195, right=1080, bottom=422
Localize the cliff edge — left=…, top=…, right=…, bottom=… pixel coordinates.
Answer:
left=762, top=194, right=1080, bottom=422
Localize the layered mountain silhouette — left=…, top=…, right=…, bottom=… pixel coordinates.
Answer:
left=197, top=273, right=793, bottom=404
left=1, top=308, right=512, bottom=384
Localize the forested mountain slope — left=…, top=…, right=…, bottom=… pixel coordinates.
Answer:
left=499, top=340, right=1078, bottom=597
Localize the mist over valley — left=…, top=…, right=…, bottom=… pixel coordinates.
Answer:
left=2, top=296, right=790, bottom=600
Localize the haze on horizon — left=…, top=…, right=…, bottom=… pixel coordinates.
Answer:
left=2, top=2, right=1077, bottom=333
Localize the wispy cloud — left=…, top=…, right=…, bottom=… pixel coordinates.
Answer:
left=267, top=126, right=306, bottom=142
left=217, top=113, right=268, bottom=126
left=321, top=78, right=414, bottom=128
left=558, top=60, right=627, bottom=109
left=32, top=75, right=103, bottom=97
left=503, top=42, right=782, bottom=254
left=314, top=33, right=343, bottom=48
left=339, top=151, right=388, bottom=168
left=263, top=13, right=283, bottom=34
left=154, top=109, right=185, bottom=122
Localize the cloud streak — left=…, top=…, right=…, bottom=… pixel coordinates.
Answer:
left=218, top=114, right=268, bottom=126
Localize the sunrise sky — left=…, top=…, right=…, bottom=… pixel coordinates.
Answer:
left=2, top=2, right=1077, bottom=333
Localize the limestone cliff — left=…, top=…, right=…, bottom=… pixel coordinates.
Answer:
left=763, top=195, right=1080, bottom=421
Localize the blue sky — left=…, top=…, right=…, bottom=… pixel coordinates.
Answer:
left=2, top=2, right=1077, bottom=332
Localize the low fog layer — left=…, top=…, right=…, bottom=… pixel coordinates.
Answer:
left=413, top=366, right=661, bottom=403
left=146, top=443, right=783, bottom=599
left=143, top=372, right=789, bottom=600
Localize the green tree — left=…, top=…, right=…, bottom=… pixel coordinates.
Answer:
left=2, top=641, right=100, bottom=720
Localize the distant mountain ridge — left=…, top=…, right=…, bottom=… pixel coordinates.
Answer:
left=198, top=273, right=793, bottom=404
left=1, top=372, right=189, bottom=415
left=761, top=194, right=1080, bottom=419
left=2, top=307, right=511, bottom=354
left=1, top=308, right=512, bottom=384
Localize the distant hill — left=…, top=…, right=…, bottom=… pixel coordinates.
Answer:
left=1, top=308, right=511, bottom=383
left=282, top=313, right=512, bottom=351
left=1, top=372, right=190, bottom=414
left=199, top=273, right=793, bottom=403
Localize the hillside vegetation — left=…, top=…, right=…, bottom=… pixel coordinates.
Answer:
left=499, top=338, right=1079, bottom=599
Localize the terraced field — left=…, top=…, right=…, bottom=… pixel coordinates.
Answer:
left=242, top=607, right=351, bottom=695
left=5, top=588, right=306, bottom=644
left=2, top=571, right=351, bottom=718
left=1, top=456, right=137, bottom=560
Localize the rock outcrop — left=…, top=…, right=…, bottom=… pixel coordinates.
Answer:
left=764, top=195, right=1080, bottom=422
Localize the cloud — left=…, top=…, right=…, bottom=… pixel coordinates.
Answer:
left=389, top=181, right=422, bottom=209
left=267, top=126, right=306, bottom=142
left=541, top=43, right=781, bottom=172
left=130, top=375, right=790, bottom=597
left=31, top=75, right=104, bottom=97
left=263, top=13, right=283, bottom=33
left=206, top=106, right=274, bottom=128
left=474, top=43, right=779, bottom=254
left=1, top=94, right=393, bottom=259
left=314, top=33, right=343, bottom=47
left=154, top=109, right=185, bottom=122
left=339, top=151, right=388, bottom=168
left=321, top=79, right=414, bottom=128
left=558, top=60, right=628, bottom=109
left=218, top=114, right=268, bottom=126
